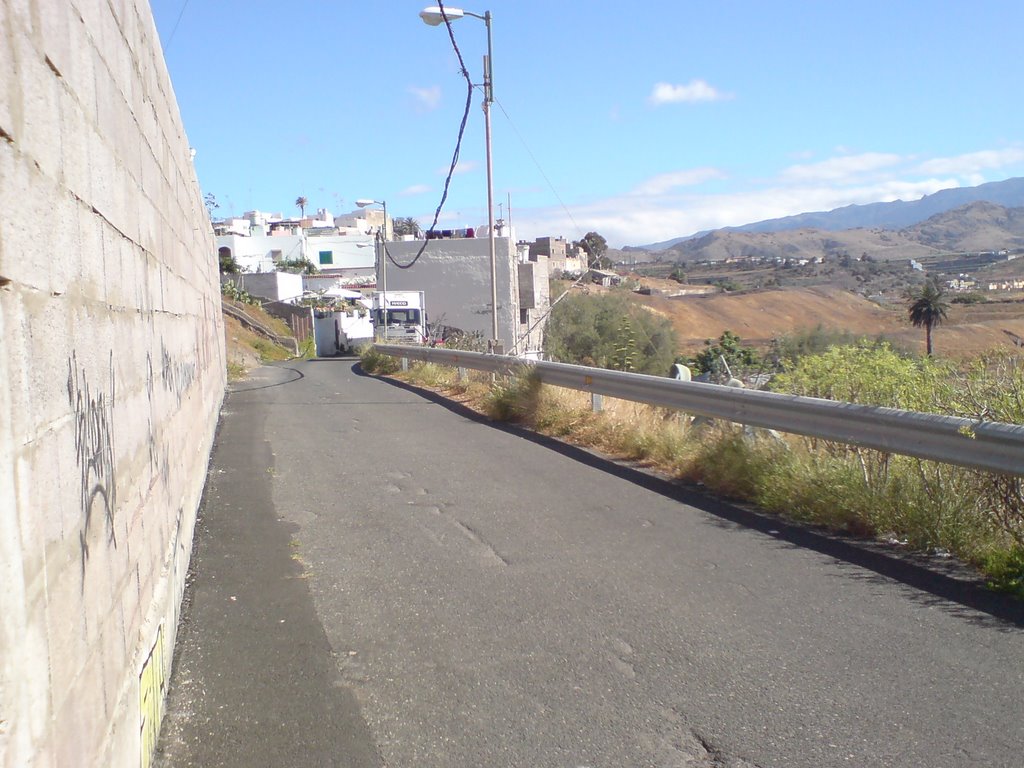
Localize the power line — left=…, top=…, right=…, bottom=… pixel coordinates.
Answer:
left=163, top=0, right=191, bottom=51
left=386, top=0, right=474, bottom=270
left=492, top=97, right=585, bottom=241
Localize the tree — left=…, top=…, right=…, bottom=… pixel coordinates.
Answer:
left=691, top=330, right=760, bottom=377
left=392, top=216, right=422, bottom=238
left=295, top=196, right=308, bottom=218
left=543, top=292, right=677, bottom=375
left=578, top=231, right=609, bottom=269
left=204, top=192, right=219, bottom=218
left=908, top=278, right=949, bottom=356
left=218, top=247, right=239, bottom=274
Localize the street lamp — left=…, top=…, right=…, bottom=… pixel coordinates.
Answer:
left=356, top=199, right=387, bottom=340
left=420, top=5, right=500, bottom=351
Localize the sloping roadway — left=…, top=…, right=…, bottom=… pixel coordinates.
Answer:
left=157, top=358, right=1024, bottom=767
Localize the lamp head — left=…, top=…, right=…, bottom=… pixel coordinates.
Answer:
left=420, top=6, right=465, bottom=25
left=355, top=199, right=382, bottom=208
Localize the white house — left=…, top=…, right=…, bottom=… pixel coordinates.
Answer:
left=216, top=207, right=380, bottom=279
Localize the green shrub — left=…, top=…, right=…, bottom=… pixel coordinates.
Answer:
left=360, top=346, right=400, bottom=374
left=983, top=547, right=1024, bottom=597
left=951, top=293, right=986, bottom=304
left=221, top=281, right=260, bottom=306
left=690, top=330, right=760, bottom=377
left=482, top=370, right=540, bottom=422
left=769, top=341, right=951, bottom=409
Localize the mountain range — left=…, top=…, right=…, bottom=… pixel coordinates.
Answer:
left=633, top=176, right=1024, bottom=252
left=655, top=201, right=1024, bottom=264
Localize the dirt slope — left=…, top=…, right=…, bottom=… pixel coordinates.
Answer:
left=628, top=284, right=1024, bottom=358
left=638, top=286, right=899, bottom=347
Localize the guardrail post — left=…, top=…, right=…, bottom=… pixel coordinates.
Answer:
left=592, top=393, right=603, bottom=412
left=458, top=367, right=468, bottom=382
left=401, top=357, right=409, bottom=372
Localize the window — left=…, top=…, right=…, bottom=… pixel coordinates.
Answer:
left=318, top=250, right=333, bottom=265
left=376, top=308, right=421, bottom=325
left=270, top=249, right=283, bottom=263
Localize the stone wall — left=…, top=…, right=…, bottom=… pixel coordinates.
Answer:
left=0, top=1, right=225, bottom=766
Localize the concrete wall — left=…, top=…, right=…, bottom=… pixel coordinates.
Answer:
left=382, top=237, right=519, bottom=348
left=517, top=258, right=549, bottom=354
left=222, top=271, right=303, bottom=303
left=0, top=1, right=225, bottom=767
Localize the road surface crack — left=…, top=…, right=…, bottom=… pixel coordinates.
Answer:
left=454, top=519, right=510, bottom=566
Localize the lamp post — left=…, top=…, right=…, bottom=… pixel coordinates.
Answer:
left=356, top=199, right=387, bottom=340
left=420, top=5, right=500, bottom=351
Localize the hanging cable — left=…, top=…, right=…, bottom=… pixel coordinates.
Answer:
left=491, top=96, right=663, bottom=360
left=492, top=97, right=588, bottom=242
left=163, top=0, right=192, bottom=51
left=386, top=0, right=476, bottom=270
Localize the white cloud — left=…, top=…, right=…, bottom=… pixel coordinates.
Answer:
left=445, top=160, right=478, bottom=176
left=649, top=80, right=730, bottom=105
left=781, top=152, right=904, bottom=183
left=400, top=184, right=432, bottom=196
left=502, top=145, right=1024, bottom=248
left=915, top=147, right=1024, bottom=176
left=630, top=168, right=726, bottom=196
left=409, top=85, right=442, bottom=111
left=513, top=176, right=964, bottom=248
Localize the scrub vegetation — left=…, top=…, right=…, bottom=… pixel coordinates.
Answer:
left=544, top=291, right=678, bottom=375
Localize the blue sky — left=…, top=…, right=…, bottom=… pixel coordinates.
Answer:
left=150, top=1, right=1024, bottom=248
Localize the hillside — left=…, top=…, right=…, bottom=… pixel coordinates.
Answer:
left=636, top=176, right=1024, bottom=250
left=636, top=286, right=899, bottom=348
left=222, top=298, right=299, bottom=378
left=660, top=202, right=1024, bottom=264
left=902, top=200, right=1024, bottom=251
left=666, top=227, right=938, bottom=263
left=609, top=281, right=1024, bottom=359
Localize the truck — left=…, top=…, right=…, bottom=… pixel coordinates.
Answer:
left=371, top=290, right=428, bottom=344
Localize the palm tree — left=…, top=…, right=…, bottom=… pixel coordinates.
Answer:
left=908, top=278, right=949, bottom=356
left=295, top=196, right=308, bottom=218
left=392, top=216, right=422, bottom=238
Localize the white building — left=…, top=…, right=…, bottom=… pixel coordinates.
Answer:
left=216, top=207, right=380, bottom=280
left=221, top=271, right=304, bottom=303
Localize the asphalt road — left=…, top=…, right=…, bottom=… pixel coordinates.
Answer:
left=158, top=359, right=1024, bottom=767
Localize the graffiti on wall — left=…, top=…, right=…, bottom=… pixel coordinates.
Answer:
left=139, top=624, right=166, bottom=768
left=67, top=351, right=117, bottom=569
left=160, top=340, right=196, bottom=406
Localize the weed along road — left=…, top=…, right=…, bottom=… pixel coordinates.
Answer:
left=158, top=359, right=1024, bottom=768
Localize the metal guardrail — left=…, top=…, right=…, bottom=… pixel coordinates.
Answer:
left=374, top=344, right=1024, bottom=476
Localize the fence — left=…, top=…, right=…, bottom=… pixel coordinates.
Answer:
left=374, top=344, right=1024, bottom=476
